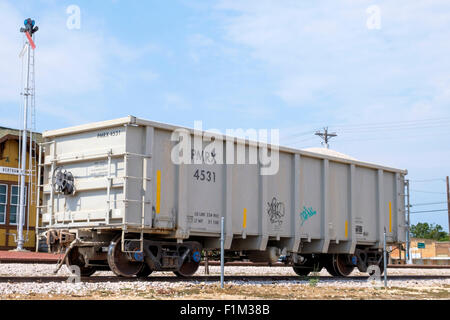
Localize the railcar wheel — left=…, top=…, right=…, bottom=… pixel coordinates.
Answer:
left=325, top=254, right=354, bottom=277
left=368, top=255, right=386, bottom=276
left=136, top=264, right=153, bottom=278
left=174, top=247, right=201, bottom=277
left=107, top=236, right=146, bottom=278
left=324, top=258, right=340, bottom=277
left=174, top=260, right=200, bottom=277
left=293, top=266, right=313, bottom=276
left=66, top=247, right=96, bottom=277
left=292, top=254, right=323, bottom=277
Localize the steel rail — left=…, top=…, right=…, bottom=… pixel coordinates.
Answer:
left=0, top=274, right=449, bottom=284
left=1, top=258, right=449, bottom=268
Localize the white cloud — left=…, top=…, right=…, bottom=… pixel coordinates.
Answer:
left=108, top=38, right=159, bottom=63
left=0, top=116, right=21, bottom=129
left=0, top=3, right=105, bottom=100
left=212, top=0, right=450, bottom=198
left=187, top=32, right=239, bottom=63
left=0, top=1, right=26, bottom=102
left=0, top=1, right=159, bottom=126
left=215, top=0, right=450, bottom=120
left=276, top=75, right=336, bottom=106
left=164, top=93, right=191, bottom=110
left=188, top=34, right=216, bottom=47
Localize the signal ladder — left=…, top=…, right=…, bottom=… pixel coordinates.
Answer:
left=14, top=33, right=38, bottom=248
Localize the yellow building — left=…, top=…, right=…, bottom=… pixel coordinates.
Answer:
left=0, top=127, right=42, bottom=250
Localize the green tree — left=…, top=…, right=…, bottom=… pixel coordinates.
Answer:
left=410, top=222, right=449, bottom=241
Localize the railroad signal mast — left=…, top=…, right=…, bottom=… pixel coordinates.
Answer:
left=14, top=19, right=38, bottom=251
left=315, top=127, right=337, bottom=149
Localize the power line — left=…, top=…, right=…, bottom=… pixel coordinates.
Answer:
left=329, top=118, right=450, bottom=143
left=332, top=130, right=450, bottom=144
left=409, top=179, right=446, bottom=183
left=282, top=129, right=317, bottom=140
left=284, top=117, right=450, bottom=146
left=410, top=189, right=447, bottom=195
left=336, top=121, right=450, bottom=134
left=331, top=116, right=450, bottom=130
left=411, top=202, right=448, bottom=207
left=282, top=116, right=450, bottom=148
left=410, top=209, right=448, bottom=214
left=283, top=135, right=317, bottom=145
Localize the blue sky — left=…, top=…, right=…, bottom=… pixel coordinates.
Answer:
left=0, top=0, right=449, bottom=230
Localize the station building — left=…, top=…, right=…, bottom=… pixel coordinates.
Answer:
left=0, top=126, right=42, bottom=250
left=390, top=238, right=450, bottom=265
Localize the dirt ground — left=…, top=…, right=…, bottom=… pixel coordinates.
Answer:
left=1, top=282, right=449, bottom=300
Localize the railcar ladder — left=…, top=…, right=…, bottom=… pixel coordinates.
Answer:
left=26, top=41, right=37, bottom=246
left=121, top=230, right=144, bottom=254
left=120, top=127, right=154, bottom=254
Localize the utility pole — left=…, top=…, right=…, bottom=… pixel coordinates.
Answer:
left=14, top=18, right=38, bottom=251
left=315, top=127, right=337, bottom=149
left=220, top=217, right=225, bottom=289
left=405, top=179, right=411, bottom=264
left=447, top=176, right=450, bottom=236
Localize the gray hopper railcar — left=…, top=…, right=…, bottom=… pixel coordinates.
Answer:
left=38, top=116, right=407, bottom=277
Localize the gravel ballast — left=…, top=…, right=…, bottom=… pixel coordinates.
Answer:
left=0, top=263, right=448, bottom=299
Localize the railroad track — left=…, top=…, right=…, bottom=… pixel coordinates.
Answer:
left=0, top=274, right=449, bottom=283
left=2, top=259, right=449, bottom=269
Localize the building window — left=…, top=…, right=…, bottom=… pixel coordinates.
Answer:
left=0, top=184, right=6, bottom=224
left=10, top=185, right=26, bottom=226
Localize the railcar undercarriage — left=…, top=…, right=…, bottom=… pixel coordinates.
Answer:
left=46, top=229, right=387, bottom=278
left=290, top=249, right=386, bottom=277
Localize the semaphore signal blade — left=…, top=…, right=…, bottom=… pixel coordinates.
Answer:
left=25, top=31, right=36, bottom=49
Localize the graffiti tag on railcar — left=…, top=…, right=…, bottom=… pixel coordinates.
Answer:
left=300, top=206, right=317, bottom=226
left=267, top=197, right=285, bottom=226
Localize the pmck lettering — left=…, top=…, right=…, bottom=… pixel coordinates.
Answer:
left=97, top=129, right=122, bottom=138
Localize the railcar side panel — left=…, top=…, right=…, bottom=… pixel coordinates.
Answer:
left=40, top=117, right=407, bottom=256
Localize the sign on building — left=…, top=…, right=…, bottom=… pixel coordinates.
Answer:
left=417, top=242, right=426, bottom=249
left=0, top=166, right=25, bottom=176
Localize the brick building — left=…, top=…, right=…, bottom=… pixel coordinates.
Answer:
left=390, top=238, right=450, bottom=263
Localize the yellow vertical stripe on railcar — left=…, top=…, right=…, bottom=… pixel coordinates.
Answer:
left=243, top=208, right=247, bottom=229
left=156, top=170, right=161, bottom=214
left=389, top=201, right=392, bottom=233
left=345, top=220, right=348, bottom=238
